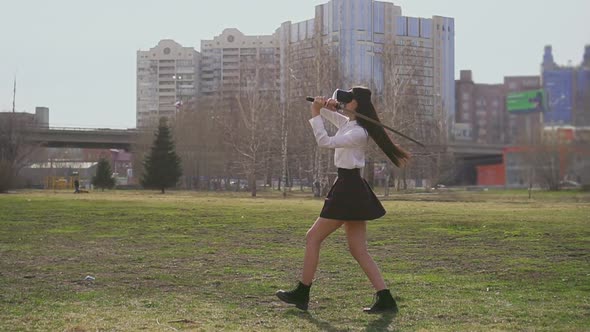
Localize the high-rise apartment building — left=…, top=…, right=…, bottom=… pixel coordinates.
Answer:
left=455, top=70, right=505, bottom=144
left=199, top=28, right=280, bottom=101
left=136, top=40, right=200, bottom=128
left=277, top=0, right=455, bottom=135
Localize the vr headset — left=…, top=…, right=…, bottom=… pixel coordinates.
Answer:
left=332, top=89, right=354, bottom=104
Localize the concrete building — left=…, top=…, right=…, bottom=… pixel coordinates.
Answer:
left=277, top=0, right=455, bottom=136
left=136, top=40, right=200, bottom=128
left=0, top=107, right=49, bottom=128
left=199, top=28, right=280, bottom=100
left=455, top=70, right=505, bottom=145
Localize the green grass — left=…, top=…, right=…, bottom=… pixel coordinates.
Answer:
left=1, top=190, right=589, bottom=331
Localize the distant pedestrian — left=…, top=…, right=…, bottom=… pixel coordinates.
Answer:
left=313, top=180, right=320, bottom=197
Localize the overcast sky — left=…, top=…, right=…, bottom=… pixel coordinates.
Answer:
left=1, top=0, right=588, bottom=128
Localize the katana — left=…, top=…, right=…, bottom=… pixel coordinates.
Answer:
left=305, top=96, right=425, bottom=147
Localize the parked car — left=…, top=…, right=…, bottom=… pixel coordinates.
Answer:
left=560, top=180, right=581, bottom=189
left=431, top=184, right=448, bottom=191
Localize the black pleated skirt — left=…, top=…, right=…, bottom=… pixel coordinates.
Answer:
left=320, top=168, right=386, bottom=221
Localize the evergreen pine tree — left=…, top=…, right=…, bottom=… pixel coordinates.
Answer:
left=92, top=158, right=116, bottom=191
left=141, top=118, right=182, bottom=193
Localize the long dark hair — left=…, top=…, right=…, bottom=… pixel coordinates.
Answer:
left=352, top=86, right=410, bottom=167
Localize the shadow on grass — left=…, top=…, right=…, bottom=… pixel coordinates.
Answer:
left=285, top=311, right=343, bottom=332
left=286, top=310, right=396, bottom=332
left=365, top=312, right=396, bottom=331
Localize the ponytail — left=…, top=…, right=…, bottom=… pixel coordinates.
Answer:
left=352, top=87, right=410, bottom=167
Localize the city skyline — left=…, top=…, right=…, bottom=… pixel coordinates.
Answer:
left=1, top=0, right=589, bottom=128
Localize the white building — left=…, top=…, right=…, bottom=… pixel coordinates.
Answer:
left=136, top=40, right=200, bottom=128
left=199, top=28, right=280, bottom=100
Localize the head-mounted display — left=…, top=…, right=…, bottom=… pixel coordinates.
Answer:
left=332, top=89, right=354, bottom=104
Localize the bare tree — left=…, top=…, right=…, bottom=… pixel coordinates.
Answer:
left=212, top=54, right=281, bottom=197
left=172, top=98, right=218, bottom=190
left=131, top=122, right=158, bottom=188
left=523, top=128, right=574, bottom=191
left=377, top=37, right=449, bottom=194
left=283, top=24, right=342, bottom=197
left=169, top=91, right=235, bottom=191
left=378, top=38, right=422, bottom=193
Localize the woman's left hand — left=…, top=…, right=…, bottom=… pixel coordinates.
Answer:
left=311, top=96, right=326, bottom=117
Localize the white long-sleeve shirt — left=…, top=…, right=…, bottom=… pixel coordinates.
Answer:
left=308, top=108, right=368, bottom=169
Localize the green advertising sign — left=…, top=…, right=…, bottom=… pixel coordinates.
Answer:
left=506, top=89, right=546, bottom=113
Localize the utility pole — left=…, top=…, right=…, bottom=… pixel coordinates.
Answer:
left=12, top=75, right=17, bottom=113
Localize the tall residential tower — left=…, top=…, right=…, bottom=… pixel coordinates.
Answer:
left=277, top=0, right=455, bottom=135
left=136, top=40, right=200, bottom=127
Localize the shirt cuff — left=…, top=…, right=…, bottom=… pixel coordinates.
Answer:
left=308, top=114, right=323, bottom=128
left=319, top=107, right=336, bottom=117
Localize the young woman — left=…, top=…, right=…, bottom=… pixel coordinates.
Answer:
left=276, top=86, right=410, bottom=313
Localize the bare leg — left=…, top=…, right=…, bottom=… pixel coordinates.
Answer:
left=301, top=217, right=344, bottom=285
left=344, top=221, right=387, bottom=291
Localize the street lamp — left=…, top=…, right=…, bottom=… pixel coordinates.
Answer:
left=172, top=75, right=183, bottom=113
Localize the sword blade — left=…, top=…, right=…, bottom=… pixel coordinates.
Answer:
left=337, top=108, right=425, bottom=147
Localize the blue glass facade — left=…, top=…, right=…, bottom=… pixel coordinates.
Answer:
left=317, top=0, right=389, bottom=87
left=396, top=16, right=406, bottom=36
left=543, top=69, right=574, bottom=125
left=420, top=19, right=432, bottom=39
left=407, top=17, right=420, bottom=37
left=576, top=68, right=590, bottom=125
left=281, top=0, right=455, bottom=132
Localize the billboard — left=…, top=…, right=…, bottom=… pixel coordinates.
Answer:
left=506, top=89, right=547, bottom=113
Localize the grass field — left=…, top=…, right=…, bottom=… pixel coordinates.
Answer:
left=1, top=190, right=589, bottom=331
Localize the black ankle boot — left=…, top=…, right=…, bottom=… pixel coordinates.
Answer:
left=363, top=289, right=398, bottom=314
left=276, top=281, right=311, bottom=310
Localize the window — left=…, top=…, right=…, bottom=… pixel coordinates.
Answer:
left=177, top=60, right=193, bottom=66
left=396, top=16, right=408, bottom=36
left=408, top=17, right=419, bottom=37
left=420, top=18, right=432, bottom=39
